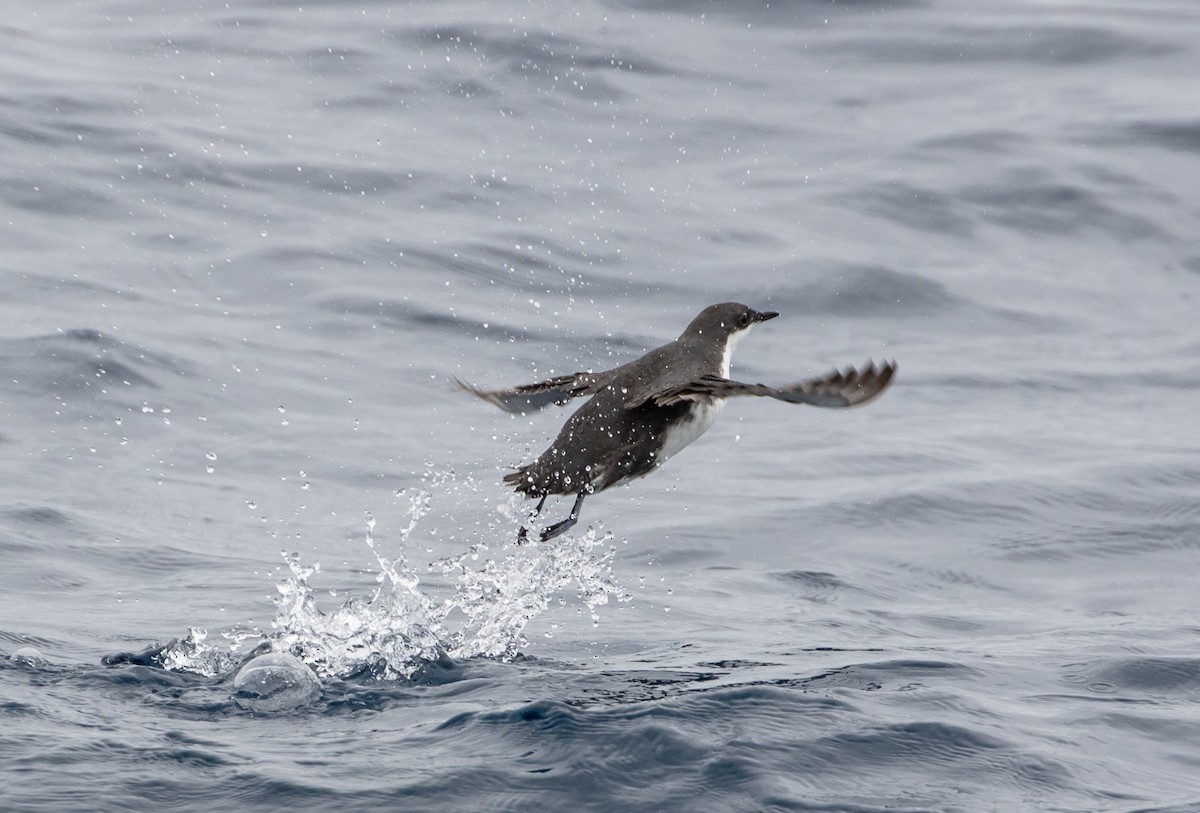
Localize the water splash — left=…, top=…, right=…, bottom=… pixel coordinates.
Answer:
left=270, top=492, right=445, bottom=680
left=157, top=624, right=265, bottom=677
left=438, top=526, right=625, bottom=659
left=157, top=489, right=630, bottom=680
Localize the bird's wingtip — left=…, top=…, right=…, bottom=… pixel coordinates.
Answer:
left=453, top=376, right=483, bottom=396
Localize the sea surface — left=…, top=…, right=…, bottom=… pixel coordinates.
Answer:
left=2, top=0, right=1199, bottom=810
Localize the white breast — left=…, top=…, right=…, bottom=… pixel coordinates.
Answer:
left=657, top=399, right=726, bottom=463
left=655, top=323, right=748, bottom=465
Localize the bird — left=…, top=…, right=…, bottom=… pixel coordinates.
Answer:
left=457, top=302, right=895, bottom=542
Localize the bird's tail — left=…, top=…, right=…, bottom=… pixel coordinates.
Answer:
left=503, top=465, right=541, bottom=496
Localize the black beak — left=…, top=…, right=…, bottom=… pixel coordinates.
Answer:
left=755, top=310, right=779, bottom=323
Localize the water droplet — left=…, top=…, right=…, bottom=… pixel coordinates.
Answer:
left=301, top=482, right=310, bottom=490
left=205, top=465, right=215, bottom=474
left=246, top=500, right=257, bottom=510
left=206, top=451, right=217, bottom=461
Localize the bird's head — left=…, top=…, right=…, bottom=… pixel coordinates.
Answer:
left=680, top=303, right=778, bottom=375
left=681, top=302, right=778, bottom=341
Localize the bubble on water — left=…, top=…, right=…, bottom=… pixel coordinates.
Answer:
left=10, top=646, right=48, bottom=667
left=232, top=652, right=321, bottom=712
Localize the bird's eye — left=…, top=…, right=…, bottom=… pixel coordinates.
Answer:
left=737, top=313, right=750, bottom=328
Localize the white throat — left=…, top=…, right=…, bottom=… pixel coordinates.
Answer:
left=719, top=325, right=752, bottom=377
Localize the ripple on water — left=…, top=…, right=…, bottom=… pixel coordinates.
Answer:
left=770, top=570, right=850, bottom=605
left=830, top=182, right=976, bottom=238
left=771, top=264, right=956, bottom=319
left=958, top=168, right=1163, bottom=239
left=1103, top=117, right=1200, bottom=154
left=817, top=23, right=1174, bottom=65
left=402, top=24, right=675, bottom=78
left=0, top=329, right=188, bottom=397
left=421, top=680, right=1071, bottom=810
left=1064, top=657, right=1200, bottom=698
left=314, top=291, right=546, bottom=344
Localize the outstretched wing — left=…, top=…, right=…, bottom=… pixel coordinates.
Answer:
left=455, top=371, right=612, bottom=415
left=651, top=360, right=896, bottom=409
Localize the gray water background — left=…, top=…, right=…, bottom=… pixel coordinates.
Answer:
left=2, top=0, right=1200, bottom=810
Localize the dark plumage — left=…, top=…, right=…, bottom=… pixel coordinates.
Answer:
left=458, top=303, right=895, bottom=541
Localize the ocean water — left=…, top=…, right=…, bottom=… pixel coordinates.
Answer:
left=2, top=0, right=1199, bottom=809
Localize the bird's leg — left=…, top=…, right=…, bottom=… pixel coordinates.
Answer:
left=516, top=494, right=548, bottom=545
left=539, top=491, right=586, bottom=542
